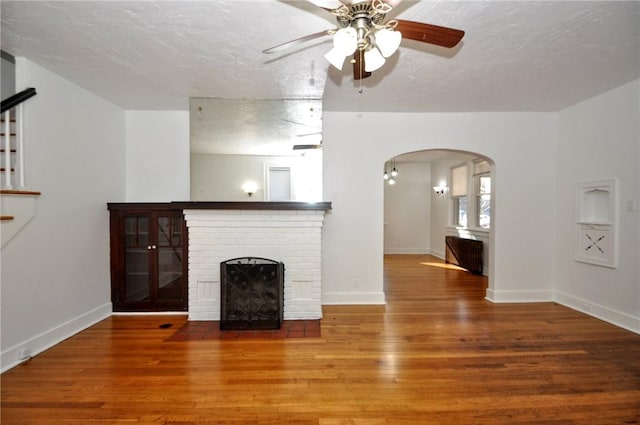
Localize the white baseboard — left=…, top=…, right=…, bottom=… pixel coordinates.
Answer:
left=1, top=302, right=112, bottom=373
left=485, top=288, right=554, bottom=303
left=112, top=311, right=187, bottom=316
left=554, top=291, right=640, bottom=334
left=322, top=292, right=386, bottom=305
left=485, top=289, right=640, bottom=335
left=429, top=249, right=445, bottom=260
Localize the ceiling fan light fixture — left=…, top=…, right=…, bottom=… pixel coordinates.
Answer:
left=325, top=47, right=348, bottom=70
left=333, top=27, right=358, bottom=55
left=375, top=28, right=402, bottom=58
left=326, top=27, right=358, bottom=70
left=263, top=1, right=465, bottom=81
left=364, top=46, right=385, bottom=72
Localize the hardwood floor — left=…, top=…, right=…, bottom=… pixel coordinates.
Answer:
left=2, top=254, right=639, bottom=424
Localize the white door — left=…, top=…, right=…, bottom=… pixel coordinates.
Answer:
left=268, top=167, right=291, bottom=201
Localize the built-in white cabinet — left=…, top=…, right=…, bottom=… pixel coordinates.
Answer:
left=575, top=179, right=617, bottom=268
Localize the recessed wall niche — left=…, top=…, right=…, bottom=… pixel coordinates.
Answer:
left=575, top=179, right=617, bottom=268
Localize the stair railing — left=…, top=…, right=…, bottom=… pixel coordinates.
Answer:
left=1, top=88, right=37, bottom=190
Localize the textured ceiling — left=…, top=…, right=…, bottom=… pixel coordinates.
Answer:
left=190, top=98, right=322, bottom=154
left=2, top=1, right=638, bottom=112
left=1, top=1, right=639, bottom=156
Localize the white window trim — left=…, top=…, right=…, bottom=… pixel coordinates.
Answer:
left=475, top=172, right=491, bottom=229
left=449, top=160, right=492, bottom=231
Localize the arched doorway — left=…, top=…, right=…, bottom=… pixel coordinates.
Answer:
left=382, top=149, right=495, bottom=296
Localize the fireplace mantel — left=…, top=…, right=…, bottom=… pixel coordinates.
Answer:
left=109, top=201, right=331, bottom=212
left=173, top=201, right=332, bottom=211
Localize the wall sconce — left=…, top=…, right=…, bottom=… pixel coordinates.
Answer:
left=242, top=181, right=258, bottom=198
left=433, top=184, right=448, bottom=196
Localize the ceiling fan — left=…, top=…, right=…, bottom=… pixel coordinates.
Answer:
left=263, top=0, right=465, bottom=80
left=293, top=142, right=322, bottom=151
left=293, top=130, right=323, bottom=150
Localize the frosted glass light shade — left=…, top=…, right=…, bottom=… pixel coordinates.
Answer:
left=375, top=28, right=402, bottom=58
left=325, top=27, right=358, bottom=70
left=333, top=27, right=358, bottom=55
left=364, top=47, right=385, bottom=72
left=242, top=181, right=258, bottom=196
left=325, top=48, right=348, bottom=70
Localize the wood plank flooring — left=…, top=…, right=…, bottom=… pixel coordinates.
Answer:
left=2, top=254, right=639, bottom=424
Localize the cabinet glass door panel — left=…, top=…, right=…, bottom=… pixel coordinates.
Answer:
left=157, top=247, right=183, bottom=301
left=171, top=216, right=182, bottom=246
left=124, top=216, right=150, bottom=302
left=157, top=215, right=184, bottom=302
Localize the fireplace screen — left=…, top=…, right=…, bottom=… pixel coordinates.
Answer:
left=220, top=257, right=284, bottom=330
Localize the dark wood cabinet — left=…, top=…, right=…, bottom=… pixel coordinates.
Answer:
left=108, top=204, right=187, bottom=312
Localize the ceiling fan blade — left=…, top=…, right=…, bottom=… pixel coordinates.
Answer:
left=395, top=20, right=465, bottom=48
left=296, top=131, right=322, bottom=137
left=353, top=50, right=372, bottom=80
left=282, top=119, right=321, bottom=130
left=293, top=144, right=322, bottom=150
left=263, top=29, right=335, bottom=54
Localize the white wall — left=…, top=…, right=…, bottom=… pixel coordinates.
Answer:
left=125, top=110, right=190, bottom=202
left=555, top=80, right=639, bottom=332
left=384, top=161, right=431, bottom=254
left=322, top=112, right=557, bottom=305
left=0, top=58, right=126, bottom=371
left=429, top=158, right=453, bottom=259
left=191, top=153, right=322, bottom=202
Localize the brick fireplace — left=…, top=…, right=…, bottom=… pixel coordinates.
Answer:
left=184, top=203, right=330, bottom=321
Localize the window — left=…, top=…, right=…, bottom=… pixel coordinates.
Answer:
left=477, top=175, right=491, bottom=228
left=474, top=160, right=491, bottom=229
left=454, top=196, right=468, bottom=227
left=451, top=164, right=468, bottom=227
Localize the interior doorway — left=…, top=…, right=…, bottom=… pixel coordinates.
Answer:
left=382, top=149, right=494, bottom=293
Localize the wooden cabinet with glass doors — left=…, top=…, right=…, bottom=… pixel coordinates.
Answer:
left=108, top=204, right=187, bottom=311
